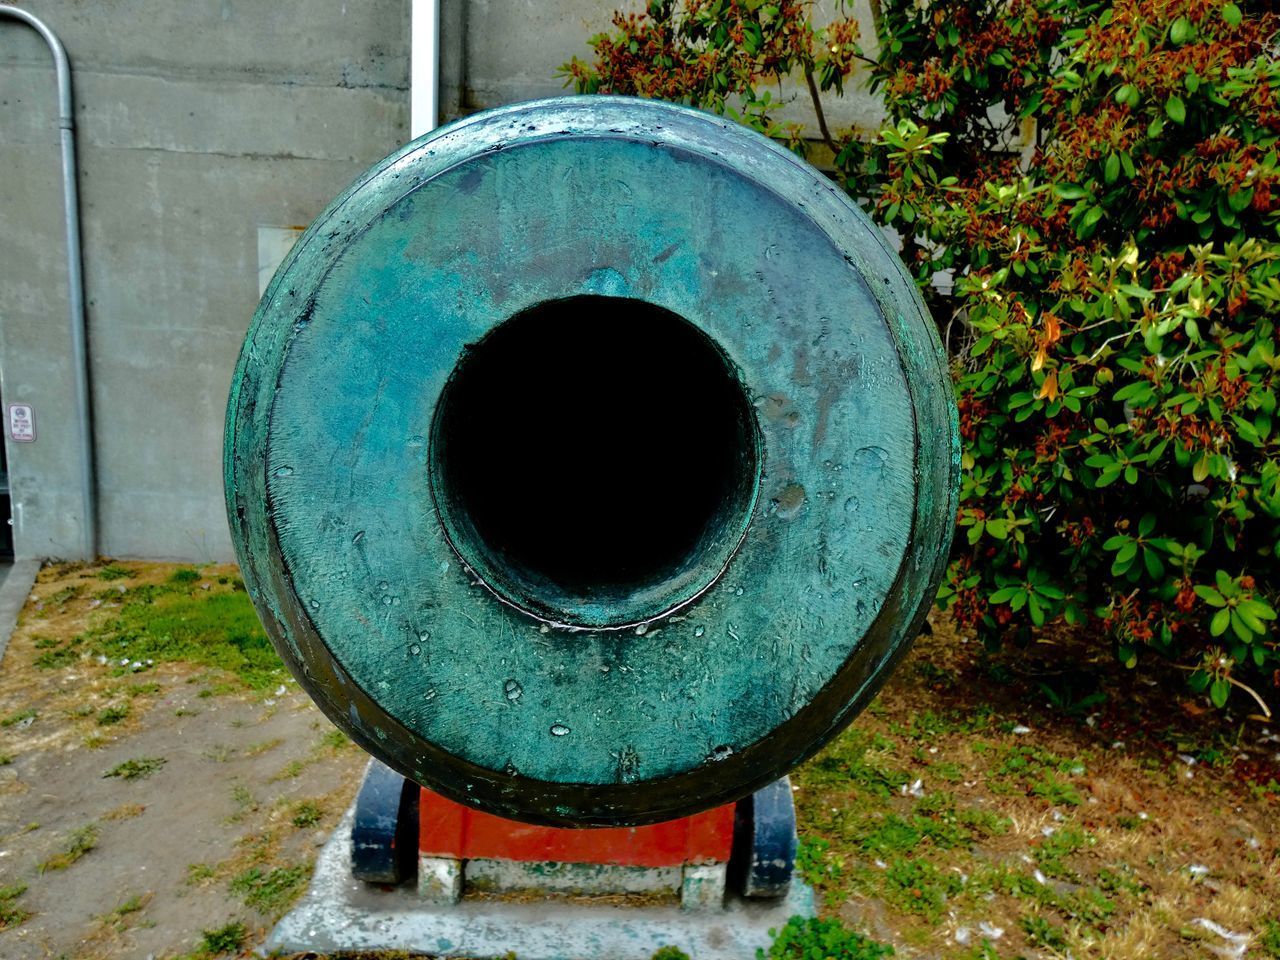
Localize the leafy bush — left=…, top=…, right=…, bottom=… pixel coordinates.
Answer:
left=563, top=1, right=1280, bottom=706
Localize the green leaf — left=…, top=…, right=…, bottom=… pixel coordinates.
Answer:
left=1230, top=611, right=1254, bottom=643
left=1194, top=585, right=1226, bottom=607
left=1238, top=598, right=1277, bottom=621
left=1054, top=183, right=1089, bottom=200
left=1223, top=3, right=1242, bottom=27
left=1143, top=549, right=1164, bottom=580
left=1210, top=607, right=1231, bottom=636
left=1027, top=593, right=1045, bottom=626
left=1235, top=604, right=1266, bottom=635
left=1169, top=16, right=1193, bottom=45
left=1104, top=152, right=1120, bottom=184
left=1209, top=677, right=1229, bottom=709
left=1165, top=95, right=1186, bottom=125
left=989, top=586, right=1020, bottom=604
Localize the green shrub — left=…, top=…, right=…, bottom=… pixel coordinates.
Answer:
left=564, top=1, right=1280, bottom=704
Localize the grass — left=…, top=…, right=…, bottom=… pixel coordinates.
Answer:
left=226, top=783, right=258, bottom=823
left=99, top=892, right=150, bottom=933
left=291, top=799, right=324, bottom=827
left=229, top=864, right=310, bottom=916
left=96, top=564, right=131, bottom=581
left=186, top=862, right=217, bottom=886
left=101, top=803, right=146, bottom=821
left=762, top=916, right=895, bottom=959
left=97, top=703, right=130, bottom=726
left=786, top=613, right=1280, bottom=960
left=200, top=920, right=248, bottom=955
left=103, top=756, right=167, bottom=780
left=0, top=882, right=32, bottom=931
left=38, top=824, right=98, bottom=873
left=76, top=577, right=282, bottom=690
left=1, top=707, right=36, bottom=727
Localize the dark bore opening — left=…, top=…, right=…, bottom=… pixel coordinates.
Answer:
left=430, top=295, right=761, bottom=626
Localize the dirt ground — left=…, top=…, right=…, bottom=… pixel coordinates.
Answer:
left=0, top=560, right=1277, bottom=959
left=0, top=561, right=367, bottom=960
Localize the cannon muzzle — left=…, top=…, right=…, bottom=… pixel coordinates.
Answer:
left=224, top=97, right=958, bottom=827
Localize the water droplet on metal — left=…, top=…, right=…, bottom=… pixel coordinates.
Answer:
left=274, top=465, right=294, bottom=477
left=504, top=679, right=523, bottom=702
left=635, top=623, right=648, bottom=636
left=382, top=595, right=393, bottom=606
left=419, top=631, right=432, bottom=643
left=308, top=599, right=320, bottom=610
left=352, top=530, right=365, bottom=544
left=694, top=626, right=705, bottom=638
left=423, top=688, right=437, bottom=702
left=707, top=744, right=734, bottom=762
left=378, top=580, right=389, bottom=591
left=735, top=587, right=744, bottom=596
left=844, top=496, right=860, bottom=514
left=550, top=723, right=570, bottom=737
left=409, top=643, right=421, bottom=656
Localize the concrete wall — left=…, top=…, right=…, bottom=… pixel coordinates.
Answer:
left=0, top=0, right=410, bottom=561
left=0, top=0, right=881, bottom=562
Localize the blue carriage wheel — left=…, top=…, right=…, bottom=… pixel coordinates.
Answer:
left=731, top=776, right=798, bottom=899
left=351, top=759, right=420, bottom=885
left=225, top=96, right=958, bottom=827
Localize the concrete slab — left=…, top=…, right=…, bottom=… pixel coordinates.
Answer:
left=264, top=807, right=816, bottom=960
left=0, top=559, right=38, bottom=664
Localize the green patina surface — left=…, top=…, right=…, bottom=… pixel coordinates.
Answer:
left=224, top=97, right=958, bottom=826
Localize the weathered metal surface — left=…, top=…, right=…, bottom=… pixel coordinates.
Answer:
left=225, top=95, right=959, bottom=827
left=351, top=759, right=420, bottom=884
left=731, top=776, right=797, bottom=899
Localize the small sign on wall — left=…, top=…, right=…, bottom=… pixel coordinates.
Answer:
left=8, top=404, right=35, bottom=442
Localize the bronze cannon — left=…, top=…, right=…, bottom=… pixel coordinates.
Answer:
left=224, top=96, right=958, bottom=828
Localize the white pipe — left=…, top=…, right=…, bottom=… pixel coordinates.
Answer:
left=0, top=5, right=96, bottom=561
left=410, top=0, right=440, bottom=138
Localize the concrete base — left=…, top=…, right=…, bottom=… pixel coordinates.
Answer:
left=263, top=807, right=816, bottom=960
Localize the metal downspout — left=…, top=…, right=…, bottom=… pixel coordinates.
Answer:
left=410, top=0, right=440, bottom=138
left=0, top=5, right=96, bottom=560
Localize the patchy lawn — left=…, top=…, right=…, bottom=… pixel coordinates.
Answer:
left=792, top=619, right=1280, bottom=959
left=0, top=561, right=1276, bottom=959
left=0, top=560, right=367, bottom=960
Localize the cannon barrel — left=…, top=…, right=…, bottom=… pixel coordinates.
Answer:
left=224, top=97, right=958, bottom=827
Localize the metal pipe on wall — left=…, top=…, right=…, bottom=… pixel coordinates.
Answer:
left=0, top=5, right=96, bottom=560
left=410, top=0, right=440, bottom=138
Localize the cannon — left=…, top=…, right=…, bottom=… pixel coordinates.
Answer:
left=225, top=97, right=957, bottom=841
